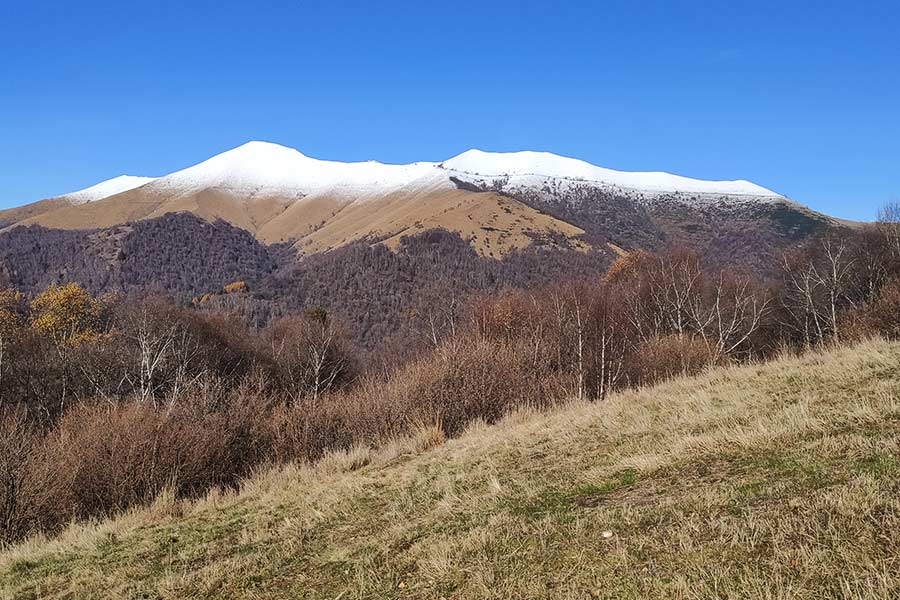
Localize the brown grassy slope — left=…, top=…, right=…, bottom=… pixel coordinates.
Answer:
left=16, top=186, right=170, bottom=229
left=15, top=186, right=295, bottom=236
left=0, top=198, right=71, bottom=227
left=291, top=188, right=588, bottom=257
left=2, top=339, right=899, bottom=599
left=16, top=184, right=589, bottom=257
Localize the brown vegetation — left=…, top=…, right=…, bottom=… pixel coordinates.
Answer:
left=0, top=210, right=899, bottom=548
left=3, top=338, right=899, bottom=598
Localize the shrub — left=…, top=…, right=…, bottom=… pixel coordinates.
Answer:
left=850, top=279, right=900, bottom=340
left=629, top=335, right=716, bottom=385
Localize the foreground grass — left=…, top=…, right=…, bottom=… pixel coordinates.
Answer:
left=3, top=340, right=900, bottom=599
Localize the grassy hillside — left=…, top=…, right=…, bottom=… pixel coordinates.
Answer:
left=2, top=340, right=900, bottom=599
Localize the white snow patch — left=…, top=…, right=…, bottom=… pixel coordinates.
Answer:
left=60, top=175, right=157, bottom=205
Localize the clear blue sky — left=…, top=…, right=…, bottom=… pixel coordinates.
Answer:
left=2, top=0, right=898, bottom=220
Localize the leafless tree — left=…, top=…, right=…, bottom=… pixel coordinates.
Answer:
left=780, top=252, right=826, bottom=348
left=268, top=314, right=351, bottom=404
left=594, top=322, right=627, bottom=401
left=689, top=273, right=771, bottom=360
left=780, top=236, right=855, bottom=347
left=126, top=309, right=178, bottom=405
left=410, top=296, right=460, bottom=349
left=649, top=250, right=703, bottom=338
left=811, top=237, right=855, bottom=343
left=166, top=326, right=205, bottom=410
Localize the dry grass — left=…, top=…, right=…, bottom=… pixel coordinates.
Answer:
left=18, top=183, right=589, bottom=257
left=2, top=339, right=900, bottom=599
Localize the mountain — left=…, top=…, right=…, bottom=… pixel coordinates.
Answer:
left=1, top=141, right=826, bottom=261
left=55, top=175, right=157, bottom=205
left=0, top=142, right=840, bottom=349
left=2, top=143, right=584, bottom=256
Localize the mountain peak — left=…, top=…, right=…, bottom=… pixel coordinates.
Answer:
left=152, top=142, right=441, bottom=197
left=226, top=140, right=309, bottom=158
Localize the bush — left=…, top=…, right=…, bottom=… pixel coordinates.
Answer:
left=629, top=335, right=716, bottom=385
left=850, top=279, right=900, bottom=340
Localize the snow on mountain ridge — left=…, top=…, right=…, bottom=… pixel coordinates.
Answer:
left=60, top=175, right=157, bottom=205
left=49, top=141, right=784, bottom=205
left=442, top=149, right=781, bottom=198
left=152, top=141, right=446, bottom=197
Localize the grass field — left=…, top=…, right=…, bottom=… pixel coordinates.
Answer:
left=2, top=339, right=900, bottom=599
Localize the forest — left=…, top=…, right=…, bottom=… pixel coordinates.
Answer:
left=2, top=205, right=900, bottom=546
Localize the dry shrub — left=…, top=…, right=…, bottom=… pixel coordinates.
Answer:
left=630, top=335, right=716, bottom=385
left=6, top=387, right=277, bottom=539
left=390, top=337, right=559, bottom=436
left=266, top=336, right=563, bottom=464
left=850, top=279, right=900, bottom=340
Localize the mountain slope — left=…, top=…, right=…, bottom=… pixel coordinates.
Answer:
left=0, top=175, right=155, bottom=227
left=3, top=339, right=898, bottom=599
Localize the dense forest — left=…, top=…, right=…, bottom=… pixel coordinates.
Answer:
left=1, top=205, right=899, bottom=545
left=0, top=214, right=615, bottom=352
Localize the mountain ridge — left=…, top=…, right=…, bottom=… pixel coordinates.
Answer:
left=12, top=141, right=786, bottom=207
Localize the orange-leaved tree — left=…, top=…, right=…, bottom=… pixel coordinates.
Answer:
left=30, top=283, right=104, bottom=346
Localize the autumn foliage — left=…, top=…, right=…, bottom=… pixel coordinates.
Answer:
left=29, top=283, right=104, bottom=346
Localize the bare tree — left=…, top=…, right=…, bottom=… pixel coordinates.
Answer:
left=166, top=325, right=205, bottom=410
left=779, top=236, right=856, bottom=347
left=780, top=251, right=826, bottom=348
left=690, top=273, right=771, bottom=360
left=594, top=322, right=627, bottom=401
left=811, top=237, right=855, bottom=343
left=409, top=296, right=460, bottom=349
left=268, top=313, right=351, bottom=404
left=125, top=308, right=178, bottom=405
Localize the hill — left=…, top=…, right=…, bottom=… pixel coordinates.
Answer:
left=2, top=339, right=898, bottom=599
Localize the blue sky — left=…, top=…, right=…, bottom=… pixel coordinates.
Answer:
left=2, top=0, right=898, bottom=220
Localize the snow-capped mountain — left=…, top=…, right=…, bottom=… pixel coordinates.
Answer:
left=150, top=141, right=444, bottom=198
left=0, top=141, right=845, bottom=351
left=1, top=140, right=826, bottom=266
left=34, top=141, right=783, bottom=204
